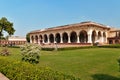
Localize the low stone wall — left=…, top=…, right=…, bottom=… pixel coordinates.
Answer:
left=40, top=43, right=92, bottom=48
left=0, top=40, right=26, bottom=46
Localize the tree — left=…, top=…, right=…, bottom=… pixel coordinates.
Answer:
left=26, top=33, right=30, bottom=43
left=0, top=17, right=15, bottom=39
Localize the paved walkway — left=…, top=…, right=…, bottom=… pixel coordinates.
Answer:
left=0, top=73, right=9, bottom=80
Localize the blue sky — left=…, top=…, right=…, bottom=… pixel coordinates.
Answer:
left=0, top=0, right=120, bottom=37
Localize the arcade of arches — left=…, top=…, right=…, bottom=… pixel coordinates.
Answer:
left=30, top=30, right=107, bottom=44
left=29, top=22, right=110, bottom=47
left=30, top=21, right=120, bottom=47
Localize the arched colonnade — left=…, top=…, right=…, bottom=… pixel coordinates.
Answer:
left=30, top=30, right=107, bottom=44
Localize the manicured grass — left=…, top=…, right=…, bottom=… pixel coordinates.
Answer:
left=0, top=47, right=120, bottom=80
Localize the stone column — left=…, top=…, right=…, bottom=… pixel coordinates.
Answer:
left=37, top=35, right=39, bottom=44
left=87, top=29, right=92, bottom=43
left=95, top=31, right=98, bottom=43
left=37, top=35, right=40, bottom=44
left=105, top=32, right=108, bottom=43
left=34, top=35, right=38, bottom=44
left=116, top=32, right=118, bottom=37
left=68, top=33, right=71, bottom=43
left=47, top=35, right=50, bottom=44
left=60, top=34, right=63, bottom=43
left=77, top=36, right=80, bottom=43
left=38, top=38, right=40, bottom=44
left=88, top=33, right=92, bottom=43
left=30, top=35, right=32, bottom=43
left=34, top=36, right=36, bottom=44
left=53, top=34, right=56, bottom=43
left=101, top=32, right=103, bottom=43
left=77, top=32, right=80, bottom=43
left=42, top=37, right=45, bottom=44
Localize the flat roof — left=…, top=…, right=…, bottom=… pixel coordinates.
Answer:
left=29, top=21, right=110, bottom=34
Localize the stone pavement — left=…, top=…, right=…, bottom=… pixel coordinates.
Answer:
left=0, top=73, right=9, bottom=80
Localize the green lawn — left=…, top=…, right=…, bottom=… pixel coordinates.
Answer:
left=0, top=47, right=120, bottom=80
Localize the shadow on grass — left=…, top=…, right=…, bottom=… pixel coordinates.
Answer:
left=91, top=74, right=120, bottom=80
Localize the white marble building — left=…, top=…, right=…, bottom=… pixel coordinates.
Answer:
left=29, top=21, right=119, bottom=47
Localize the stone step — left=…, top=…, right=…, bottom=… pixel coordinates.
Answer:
left=0, top=73, right=9, bottom=80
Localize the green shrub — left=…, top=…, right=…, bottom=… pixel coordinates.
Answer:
left=0, top=58, right=80, bottom=80
left=41, top=47, right=55, bottom=51
left=20, top=43, right=41, bottom=64
left=98, top=44, right=120, bottom=48
left=41, top=44, right=120, bottom=51
left=117, top=57, right=120, bottom=72
left=41, top=46, right=96, bottom=51
left=0, top=47, right=10, bottom=56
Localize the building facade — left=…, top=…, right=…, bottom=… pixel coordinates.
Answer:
left=29, top=21, right=119, bottom=47
left=0, top=36, right=26, bottom=46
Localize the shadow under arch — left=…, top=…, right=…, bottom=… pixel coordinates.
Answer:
left=55, top=33, right=61, bottom=43
left=70, top=31, right=77, bottom=43
left=62, top=32, right=68, bottom=43
left=79, top=30, right=88, bottom=43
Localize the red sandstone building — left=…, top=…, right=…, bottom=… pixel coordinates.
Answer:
left=0, top=36, right=26, bottom=46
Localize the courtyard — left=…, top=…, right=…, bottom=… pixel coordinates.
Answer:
left=0, top=47, right=120, bottom=80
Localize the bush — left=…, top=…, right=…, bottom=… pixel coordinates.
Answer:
left=0, top=47, right=10, bottom=56
left=41, top=46, right=96, bottom=51
left=42, top=47, right=55, bottom=51
left=98, top=44, right=120, bottom=48
left=117, top=57, right=120, bottom=72
left=20, top=43, right=41, bottom=64
left=0, top=58, right=80, bottom=80
left=41, top=44, right=120, bottom=51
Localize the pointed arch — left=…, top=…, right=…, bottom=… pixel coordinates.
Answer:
left=62, top=32, right=68, bottom=43
left=35, top=35, right=38, bottom=44
left=49, top=34, right=54, bottom=43
left=109, top=40, right=113, bottom=44
left=103, top=32, right=106, bottom=43
left=31, top=36, right=34, bottom=43
left=39, top=35, right=43, bottom=43
left=92, top=30, right=97, bottom=43
left=79, top=30, right=88, bottom=43
left=70, top=31, right=77, bottom=43
left=98, top=31, right=102, bottom=40
left=44, top=34, right=48, bottom=43
left=55, top=33, right=61, bottom=43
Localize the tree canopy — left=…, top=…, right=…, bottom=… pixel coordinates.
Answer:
left=26, top=33, right=30, bottom=43
left=0, top=17, right=15, bottom=39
